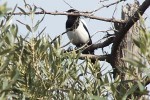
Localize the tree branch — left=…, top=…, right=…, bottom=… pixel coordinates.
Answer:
left=82, top=36, right=114, bottom=53
left=63, top=37, right=113, bottom=63
left=91, top=36, right=114, bottom=50
left=7, top=11, right=125, bottom=23
left=79, top=54, right=110, bottom=62
left=63, top=36, right=114, bottom=56
left=91, top=0, right=126, bottom=13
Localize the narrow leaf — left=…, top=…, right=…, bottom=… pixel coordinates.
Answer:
left=122, top=85, right=137, bottom=100
left=18, top=7, right=27, bottom=15
left=137, top=81, right=144, bottom=92
left=26, top=24, right=32, bottom=32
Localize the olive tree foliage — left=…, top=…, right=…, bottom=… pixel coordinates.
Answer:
left=0, top=3, right=109, bottom=100
left=0, top=1, right=150, bottom=100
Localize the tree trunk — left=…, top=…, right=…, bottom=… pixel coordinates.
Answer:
left=115, top=1, right=140, bottom=80
left=113, top=1, right=144, bottom=99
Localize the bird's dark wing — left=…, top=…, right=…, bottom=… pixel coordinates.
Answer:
left=66, top=19, right=79, bottom=31
left=81, top=20, right=92, bottom=45
left=66, top=19, right=74, bottom=30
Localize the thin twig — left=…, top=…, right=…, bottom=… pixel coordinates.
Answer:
left=63, top=0, right=74, bottom=8
left=50, top=31, right=68, bottom=44
left=79, top=54, right=110, bottom=62
left=60, top=41, right=71, bottom=48
left=16, top=20, right=26, bottom=26
left=91, top=0, right=126, bottom=13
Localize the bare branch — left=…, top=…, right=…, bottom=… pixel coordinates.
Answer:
left=79, top=54, right=110, bottom=62
left=7, top=11, right=125, bottom=23
left=91, top=0, right=126, bottom=13
left=62, top=36, right=114, bottom=63
left=85, top=36, right=114, bottom=52
left=63, top=0, right=74, bottom=8
left=16, top=20, right=26, bottom=26
left=50, top=31, right=68, bottom=44
left=63, top=36, right=114, bottom=55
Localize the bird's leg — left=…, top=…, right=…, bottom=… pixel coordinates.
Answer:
left=67, top=46, right=73, bottom=52
left=75, top=44, right=84, bottom=53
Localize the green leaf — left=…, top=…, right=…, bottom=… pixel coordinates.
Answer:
left=0, top=3, right=9, bottom=16
left=9, top=4, right=17, bottom=16
left=110, top=83, right=116, bottom=93
left=18, top=7, right=27, bottom=15
left=36, top=27, right=46, bottom=38
left=14, top=24, right=18, bottom=38
left=123, top=57, right=146, bottom=68
left=137, top=81, right=144, bottom=92
left=7, top=30, right=14, bottom=44
left=2, top=79, right=9, bottom=90
left=0, top=58, right=9, bottom=74
left=89, top=95, right=107, bottom=100
left=133, top=39, right=140, bottom=48
left=33, top=5, right=37, bottom=12
left=122, top=84, right=137, bottom=100
left=26, top=24, right=32, bottom=32
left=34, top=14, right=45, bottom=31
left=0, top=19, right=4, bottom=27
left=3, top=25, right=10, bottom=32
left=104, top=74, right=109, bottom=83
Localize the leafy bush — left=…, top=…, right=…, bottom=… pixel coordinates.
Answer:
left=0, top=3, right=109, bottom=100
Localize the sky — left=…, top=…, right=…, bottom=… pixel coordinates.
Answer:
left=1, top=0, right=150, bottom=97
left=2, top=0, right=149, bottom=50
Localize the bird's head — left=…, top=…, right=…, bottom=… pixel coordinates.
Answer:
left=66, top=9, right=80, bottom=20
left=66, top=9, right=78, bottom=13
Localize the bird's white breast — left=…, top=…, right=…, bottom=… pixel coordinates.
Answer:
left=67, top=20, right=90, bottom=45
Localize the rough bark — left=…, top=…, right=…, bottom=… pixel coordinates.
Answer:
left=112, top=1, right=149, bottom=99
left=110, top=0, right=150, bottom=78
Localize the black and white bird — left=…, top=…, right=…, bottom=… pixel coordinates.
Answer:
left=66, top=9, right=94, bottom=56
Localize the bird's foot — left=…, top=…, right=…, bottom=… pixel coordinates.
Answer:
left=67, top=46, right=73, bottom=52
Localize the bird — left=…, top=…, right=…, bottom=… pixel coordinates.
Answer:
left=65, top=9, right=95, bottom=63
